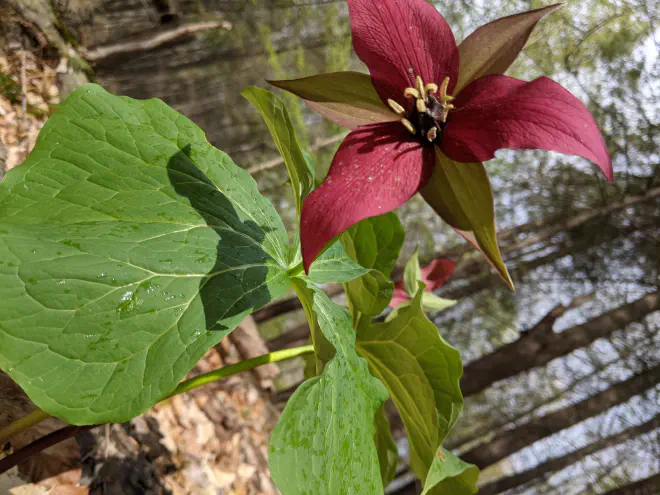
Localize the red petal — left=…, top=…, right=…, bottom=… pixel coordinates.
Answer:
left=441, top=75, right=613, bottom=181
left=389, top=285, right=410, bottom=308
left=420, top=259, right=456, bottom=291
left=301, top=123, right=434, bottom=272
left=347, top=0, right=459, bottom=105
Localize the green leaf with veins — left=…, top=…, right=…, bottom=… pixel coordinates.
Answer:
left=357, top=284, right=464, bottom=482
left=421, top=449, right=479, bottom=495
left=0, top=83, right=290, bottom=425
left=307, top=240, right=369, bottom=284
left=269, top=277, right=388, bottom=495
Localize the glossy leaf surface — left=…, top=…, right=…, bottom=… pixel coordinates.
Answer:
left=269, top=279, right=388, bottom=495
left=421, top=449, right=479, bottom=495
left=0, top=84, right=290, bottom=424
left=357, top=286, right=464, bottom=481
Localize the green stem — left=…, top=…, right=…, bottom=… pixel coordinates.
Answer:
left=0, top=408, right=51, bottom=445
left=165, top=344, right=314, bottom=398
left=0, top=345, right=314, bottom=448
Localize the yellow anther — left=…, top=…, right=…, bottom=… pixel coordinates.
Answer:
left=439, top=76, right=451, bottom=102
left=425, top=83, right=438, bottom=94
left=440, top=105, right=454, bottom=123
left=426, top=127, right=438, bottom=142
left=415, top=76, right=426, bottom=100
left=404, top=87, right=420, bottom=99
left=400, top=118, right=416, bottom=135
left=416, top=98, right=427, bottom=113
left=387, top=98, right=406, bottom=116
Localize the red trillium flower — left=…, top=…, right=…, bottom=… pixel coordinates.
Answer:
left=390, top=258, right=455, bottom=308
left=271, top=0, right=612, bottom=276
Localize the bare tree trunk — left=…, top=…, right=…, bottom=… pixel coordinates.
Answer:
left=461, top=364, right=660, bottom=468
left=442, top=221, right=642, bottom=301
left=254, top=187, right=660, bottom=328
left=602, top=473, right=660, bottom=495
left=478, top=415, right=660, bottom=495
left=444, top=187, right=660, bottom=280
left=461, top=292, right=660, bottom=396
left=272, top=293, right=660, bottom=405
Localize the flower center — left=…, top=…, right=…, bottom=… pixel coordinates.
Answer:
left=387, top=76, right=455, bottom=143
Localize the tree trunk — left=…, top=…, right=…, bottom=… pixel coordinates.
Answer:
left=444, top=187, right=660, bottom=280
left=461, top=364, right=660, bottom=468
left=255, top=187, right=660, bottom=328
left=602, top=473, right=660, bottom=495
left=478, top=415, right=660, bottom=495
left=461, top=292, right=660, bottom=397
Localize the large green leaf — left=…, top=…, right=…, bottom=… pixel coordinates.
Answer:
left=357, top=286, right=464, bottom=482
left=455, top=4, right=562, bottom=95
left=270, top=72, right=398, bottom=130
left=421, top=449, right=479, bottom=495
left=242, top=86, right=314, bottom=219
left=421, top=150, right=513, bottom=288
left=269, top=278, right=388, bottom=495
left=0, top=84, right=290, bottom=424
left=341, top=213, right=403, bottom=318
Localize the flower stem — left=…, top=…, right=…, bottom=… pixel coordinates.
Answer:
left=0, top=408, right=51, bottom=445
left=165, top=344, right=314, bottom=398
left=0, top=344, right=314, bottom=474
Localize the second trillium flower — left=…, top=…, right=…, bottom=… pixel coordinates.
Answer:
left=271, top=0, right=612, bottom=281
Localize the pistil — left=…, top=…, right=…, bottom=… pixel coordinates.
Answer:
left=391, top=75, right=455, bottom=141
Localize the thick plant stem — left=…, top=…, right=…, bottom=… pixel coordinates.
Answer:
left=165, top=344, right=314, bottom=398
left=0, top=344, right=314, bottom=475
left=0, top=408, right=51, bottom=445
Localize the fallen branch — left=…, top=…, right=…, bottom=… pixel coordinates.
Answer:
left=84, top=21, right=231, bottom=61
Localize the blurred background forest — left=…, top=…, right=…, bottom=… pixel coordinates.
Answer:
left=0, top=0, right=658, bottom=493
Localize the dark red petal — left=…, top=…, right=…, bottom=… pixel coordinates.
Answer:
left=420, top=259, right=456, bottom=291
left=301, top=123, right=434, bottom=272
left=389, top=285, right=410, bottom=308
left=347, top=0, right=459, bottom=105
left=441, top=75, right=613, bottom=181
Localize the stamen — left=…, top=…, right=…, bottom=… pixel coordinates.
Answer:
left=440, top=104, right=454, bottom=123
left=387, top=98, right=406, bottom=116
left=416, top=98, right=427, bottom=113
left=426, top=127, right=438, bottom=142
left=439, top=76, right=450, bottom=103
left=425, top=83, right=438, bottom=94
left=404, top=87, right=420, bottom=99
left=400, top=118, right=416, bottom=135
left=415, top=76, right=426, bottom=100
